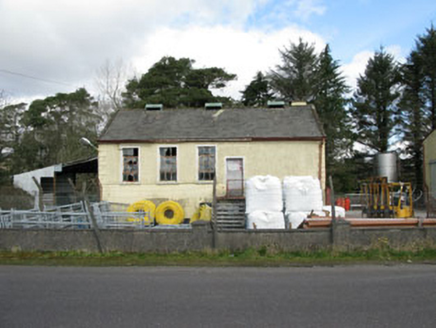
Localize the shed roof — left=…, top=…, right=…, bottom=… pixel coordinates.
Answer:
left=99, top=106, right=325, bottom=143
left=423, top=129, right=436, bottom=144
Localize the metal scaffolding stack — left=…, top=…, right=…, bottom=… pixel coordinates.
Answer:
left=0, top=201, right=153, bottom=230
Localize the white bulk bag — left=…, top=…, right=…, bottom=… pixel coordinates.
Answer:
left=283, top=176, right=323, bottom=212
left=245, top=175, right=283, bottom=213
left=322, top=205, right=346, bottom=218
left=286, top=212, right=307, bottom=230
left=246, top=211, right=285, bottom=230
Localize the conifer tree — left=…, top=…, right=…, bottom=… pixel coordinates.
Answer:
left=314, top=45, right=351, bottom=159
left=269, top=38, right=318, bottom=101
left=313, top=45, right=352, bottom=190
left=398, top=51, right=426, bottom=188
left=20, top=88, right=99, bottom=171
left=351, top=48, right=402, bottom=153
left=415, top=25, right=436, bottom=129
left=269, top=40, right=354, bottom=190
left=123, top=56, right=236, bottom=108
left=241, top=72, right=273, bottom=106
left=398, top=25, right=436, bottom=189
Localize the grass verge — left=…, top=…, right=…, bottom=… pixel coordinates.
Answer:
left=1, top=248, right=436, bottom=267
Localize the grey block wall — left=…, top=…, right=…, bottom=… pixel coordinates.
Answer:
left=0, top=221, right=435, bottom=253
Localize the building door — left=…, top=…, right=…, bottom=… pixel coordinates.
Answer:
left=226, top=158, right=244, bottom=197
left=40, top=177, right=54, bottom=207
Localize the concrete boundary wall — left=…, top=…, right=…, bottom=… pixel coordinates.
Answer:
left=1, top=221, right=436, bottom=253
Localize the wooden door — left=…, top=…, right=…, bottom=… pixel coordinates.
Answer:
left=226, top=158, right=244, bottom=197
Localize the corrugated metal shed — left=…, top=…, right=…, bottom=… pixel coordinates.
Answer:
left=13, top=157, right=98, bottom=207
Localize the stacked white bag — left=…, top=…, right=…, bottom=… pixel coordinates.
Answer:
left=283, top=176, right=324, bottom=229
left=245, top=176, right=285, bottom=229
left=322, top=205, right=345, bottom=218
left=246, top=211, right=286, bottom=230
left=283, top=176, right=323, bottom=212
left=246, top=175, right=283, bottom=213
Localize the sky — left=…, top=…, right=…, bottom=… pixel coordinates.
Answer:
left=1, top=0, right=436, bottom=104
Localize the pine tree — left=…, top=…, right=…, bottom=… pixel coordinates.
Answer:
left=351, top=48, right=402, bottom=153
left=270, top=40, right=354, bottom=190
left=313, top=45, right=352, bottom=189
left=415, top=25, right=436, bottom=129
left=0, top=100, right=26, bottom=182
left=20, top=88, right=100, bottom=170
left=123, top=56, right=236, bottom=108
left=241, top=72, right=273, bottom=106
left=269, top=38, right=318, bottom=101
left=398, top=51, right=427, bottom=188
left=313, top=45, right=351, bottom=160
left=398, top=25, right=436, bottom=189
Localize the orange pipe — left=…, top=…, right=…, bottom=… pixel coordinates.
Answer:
left=423, top=219, right=436, bottom=226
left=348, top=219, right=418, bottom=227
left=303, top=218, right=436, bottom=228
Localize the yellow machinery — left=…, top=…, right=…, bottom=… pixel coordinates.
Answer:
left=360, top=177, right=414, bottom=218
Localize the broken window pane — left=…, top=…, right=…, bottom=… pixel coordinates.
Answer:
left=160, top=147, right=177, bottom=181
left=198, top=146, right=216, bottom=181
left=122, top=148, right=139, bottom=182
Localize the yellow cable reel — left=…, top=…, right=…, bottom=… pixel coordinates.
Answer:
left=191, top=208, right=201, bottom=223
left=156, top=201, right=185, bottom=225
left=127, top=200, right=156, bottom=225
left=191, top=204, right=212, bottom=223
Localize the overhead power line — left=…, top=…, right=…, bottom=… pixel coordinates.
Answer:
left=0, top=68, right=74, bottom=87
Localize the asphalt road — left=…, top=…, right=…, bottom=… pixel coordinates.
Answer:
left=1, top=265, right=436, bottom=328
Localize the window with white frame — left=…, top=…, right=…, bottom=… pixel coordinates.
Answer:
left=122, top=148, right=139, bottom=182
left=198, top=146, right=216, bottom=181
left=159, top=147, right=177, bottom=181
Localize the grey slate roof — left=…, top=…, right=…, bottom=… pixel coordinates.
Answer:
left=99, top=106, right=325, bottom=142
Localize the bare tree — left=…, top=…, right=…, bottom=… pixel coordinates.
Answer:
left=95, top=58, right=132, bottom=111
left=0, top=90, right=11, bottom=152
left=94, top=58, right=134, bottom=133
left=0, top=89, right=9, bottom=108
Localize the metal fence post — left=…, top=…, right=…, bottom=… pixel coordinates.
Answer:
left=329, top=176, right=336, bottom=246
left=212, top=175, right=218, bottom=249
left=84, top=199, right=104, bottom=254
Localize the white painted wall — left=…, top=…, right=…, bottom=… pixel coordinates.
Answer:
left=13, top=165, right=61, bottom=202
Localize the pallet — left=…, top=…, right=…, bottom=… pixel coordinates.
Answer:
left=216, top=199, right=245, bottom=230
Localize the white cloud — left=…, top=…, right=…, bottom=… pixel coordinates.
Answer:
left=131, top=25, right=326, bottom=99
left=294, top=0, right=326, bottom=21
left=0, top=0, right=331, bottom=103
left=0, top=0, right=266, bottom=99
left=253, top=0, right=327, bottom=28
left=385, top=45, right=406, bottom=64
left=4, top=0, right=410, bottom=105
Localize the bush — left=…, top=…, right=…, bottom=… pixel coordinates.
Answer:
left=0, top=185, right=34, bottom=210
